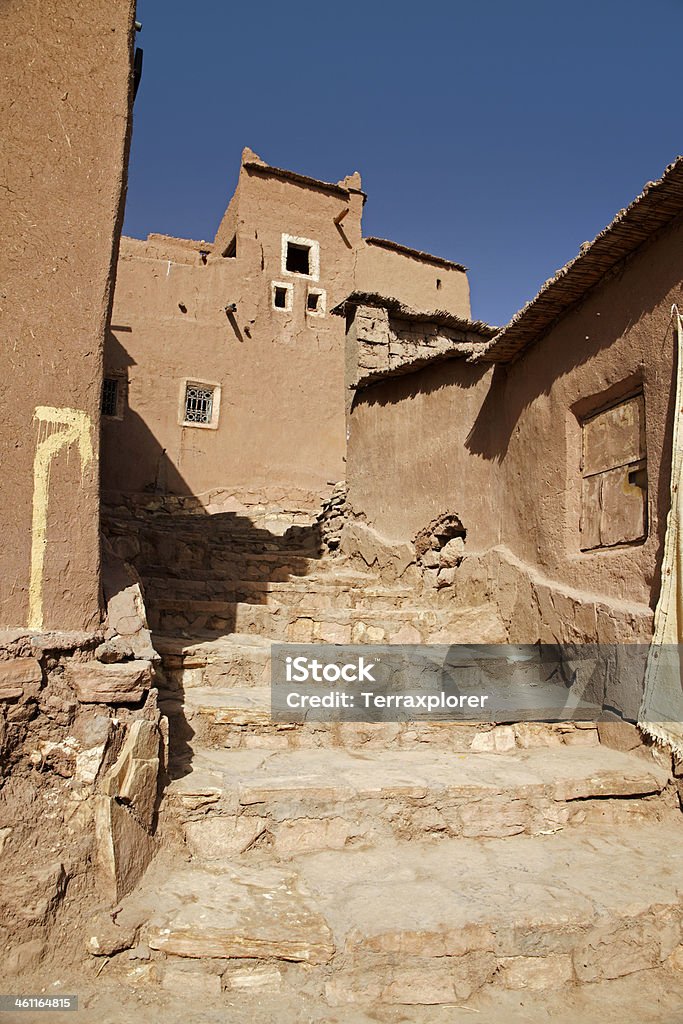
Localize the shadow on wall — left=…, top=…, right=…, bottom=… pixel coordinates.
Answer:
left=466, top=280, right=680, bottom=463
left=462, top=291, right=678, bottom=611
left=351, top=359, right=491, bottom=414
left=101, top=402, right=324, bottom=779
left=102, top=330, right=198, bottom=497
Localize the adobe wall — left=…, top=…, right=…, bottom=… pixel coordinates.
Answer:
left=347, top=355, right=501, bottom=549
left=103, top=150, right=476, bottom=514
left=102, top=159, right=364, bottom=510
left=495, top=214, right=683, bottom=626
left=0, top=0, right=135, bottom=631
left=344, top=216, right=683, bottom=648
left=356, top=240, right=471, bottom=316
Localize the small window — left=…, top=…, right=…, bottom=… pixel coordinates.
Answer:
left=286, top=242, right=310, bottom=275
left=579, top=393, right=647, bottom=550
left=281, top=234, right=320, bottom=281
left=102, top=375, right=125, bottom=419
left=185, top=385, right=214, bottom=424
left=436, top=278, right=442, bottom=290
left=305, top=288, right=326, bottom=317
left=180, top=380, right=221, bottom=429
left=271, top=281, right=292, bottom=311
left=102, top=378, right=119, bottom=418
left=222, top=235, right=237, bottom=258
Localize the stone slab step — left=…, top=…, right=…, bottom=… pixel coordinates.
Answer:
left=143, top=860, right=335, bottom=964
left=169, top=685, right=605, bottom=753
left=141, top=552, right=321, bottom=585
left=152, top=600, right=506, bottom=644
left=137, top=822, right=683, bottom=1006
left=144, top=575, right=416, bottom=611
left=63, top=964, right=683, bottom=1023
left=165, top=745, right=673, bottom=852
left=156, top=634, right=273, bottom=689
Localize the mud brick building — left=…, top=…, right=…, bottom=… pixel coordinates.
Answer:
left=102, top=148, right=469, bottom=514
left=4, top=2, right=683, bottom=1015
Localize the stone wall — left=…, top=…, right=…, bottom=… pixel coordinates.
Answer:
left=346, top=303, right=492, bottom=389
left=0, top=0, right=135, bottom=632
left=0, top=625, right=163, bottom=975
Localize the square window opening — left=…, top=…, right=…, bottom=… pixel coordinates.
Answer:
left=286, top=242, right=311, bottom=275
left=102, top=378, right=120, bottom=418
left=184, top=384, right=215, bottom=425
left=307, top=292, right=320, bottom=312
left=274, top=286, right=288, bottom=309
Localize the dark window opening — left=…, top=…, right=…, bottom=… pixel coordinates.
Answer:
left=436, top=278, right=442, bottom=290
left=286, top=242, right=311, bottom=275
left=307, top=292, right=320, bottom=312
left=222, top=235, right=237, bottom=258
left=274, top=286, right=288, bottom=309
left=102, top=378, right=119, bottom=418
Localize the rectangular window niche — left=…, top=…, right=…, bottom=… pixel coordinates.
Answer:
left=281, top=233, right=320, bottom=281
left=179, top=379, right=222, bottom=430
left=578, top=392, right=647, bottom=550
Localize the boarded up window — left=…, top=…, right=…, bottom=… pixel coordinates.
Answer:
left=580, top=394, right=647, bottom=550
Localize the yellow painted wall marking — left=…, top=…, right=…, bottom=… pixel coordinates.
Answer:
left=29, top=406, right=94, bottom=631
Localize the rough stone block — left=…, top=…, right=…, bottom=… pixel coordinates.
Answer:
left=274, top=816, right=355, bottom=856
left=498, top=954, right=574, bottom=990
left=87, top=911, right=141, bottom=956
left=161, top=962, right=222, bottom=999
left=439, top=537, right=465, bottom=568
left=573, top=917, right=662, bottom=981
left=94, top=795, right=157, bottom=900
left=184, top=816, right=267, bottom=859
left=471, top=726, right=516, bottom=753
left=69, top=660, right=153, bottom=704
left=95, top=637, right=135, bottom=663
left=326, top=953, right=497, bottom=1005
left=222, top=964, right=282, bottom=993
left=103, top=720, right=160, bottom=826
left=0, top=657, right=42, bottom=700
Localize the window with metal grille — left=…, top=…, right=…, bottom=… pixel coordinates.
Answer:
left=184, top=384, right=214, bottom=424
left=102, top=378, right=119, bottom=417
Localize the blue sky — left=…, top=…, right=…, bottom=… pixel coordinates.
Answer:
left=125, top=0, right=683, bottom=326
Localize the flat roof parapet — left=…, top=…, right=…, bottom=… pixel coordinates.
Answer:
left=242, top=159, right=366, bottom=200
left=364, top=236, right=468, bottom=273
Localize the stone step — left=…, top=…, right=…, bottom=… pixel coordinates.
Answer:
left=104, top=513, right=318, bottom=539
left=137, top=822, right=683, bottom=1006
left=167, top=685, right=607, bottom=753
left=144, top=575, right=416, bottom=611
left=156, top=634, right=273, bottom=689
left=164, top=745, right=673, bottom=854
left=139, top=550, right=318, bottom=582
left=151, top=600, right=506, bottom=644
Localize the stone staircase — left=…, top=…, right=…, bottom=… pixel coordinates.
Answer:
left=100, top=507, right=683, bottom=1019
